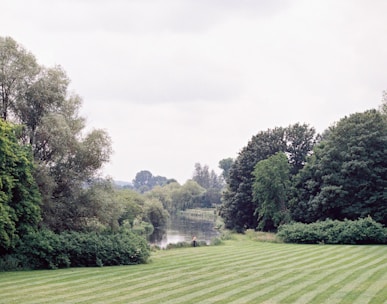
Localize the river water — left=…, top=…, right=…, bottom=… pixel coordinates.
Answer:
left=149, top=213, right=220, bottom=248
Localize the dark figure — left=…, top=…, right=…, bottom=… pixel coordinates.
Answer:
left=192, top=236, right=197, bottom=247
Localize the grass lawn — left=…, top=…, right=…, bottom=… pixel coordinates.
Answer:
left=0, top=234, right=386, bottom=303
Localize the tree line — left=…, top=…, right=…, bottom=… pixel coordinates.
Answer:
left=220, top=103, right=387, bottom=233
left=1, top=36, right=386, bottom=268
left=0, top=36, right=229, bottom=269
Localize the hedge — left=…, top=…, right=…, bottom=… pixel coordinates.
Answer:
left=277, top=217, right=387, bottom=244
left=1, top=229, right=150, bottom=270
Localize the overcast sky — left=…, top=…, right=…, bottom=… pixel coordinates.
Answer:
left=1, top=0, right=386, bottom=183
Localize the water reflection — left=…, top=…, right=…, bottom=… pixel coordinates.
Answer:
left=149, top=213, right=220, bottom=248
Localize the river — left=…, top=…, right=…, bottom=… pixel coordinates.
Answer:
left=149, top=211, right=221, bottom=248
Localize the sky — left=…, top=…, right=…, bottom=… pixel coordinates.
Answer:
left=1, top=0, right=386, bottom=184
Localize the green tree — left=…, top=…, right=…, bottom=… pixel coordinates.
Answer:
left=220, top=124, right=316, bottom=231
left=290, top=110, right=387, bottom=225
left=171, top=180, right=205, bottom=211
left=0, top=37, right=113, bottom=232
left=0, top=37, right=39, bottom=121
left=192, top=163, right=223, bottom=207
left=218, top=158, right=234, bottom=182
left=193, top=163, right=211, bottom=189
left=380, top=90, right=387, bottom=115
left=132, top=170, right=168, bottom=193
left=0, top=120, right=41, bottom=253
left=143, top=199, right=169, bottom=229
left=252, top=152, right=291, bottom=231
left=116, top=189, right=144, bottom=228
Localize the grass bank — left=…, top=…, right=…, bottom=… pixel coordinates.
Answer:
left=0, top=233, right=386, bottom=303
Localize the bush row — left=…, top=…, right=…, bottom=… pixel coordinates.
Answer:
left=1, top=229, right=150, bottom=271
left=277, top=217, right=387, bottom=244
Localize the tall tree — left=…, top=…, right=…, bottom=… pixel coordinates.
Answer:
left=290, top=110, right=387, bottom=225
left=0, top=37, right=39, bottom=121
left=192, top=163, right=223, bottom=206
left=220, top=124, right=316, bottom=231
left=132, top=170, right=168, bottom=193
left=0, top=120, right=41, bottom=253
left=192, top=163, right=211, bottom=189
left=252, top=152, right=291, bottom=231
left=0, top=37, right=112, bottom=232
left=218, top=158, right=234, bottom=182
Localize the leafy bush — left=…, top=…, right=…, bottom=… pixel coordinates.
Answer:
left=0, top=254, right=22, bottom=271
left=5, top=229, right=151, bottom=270
left=277, top=217, right=387, bottom=244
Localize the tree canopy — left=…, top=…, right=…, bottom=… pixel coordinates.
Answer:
left=0, top=120, right=41, bottom=253
left=220, top=124, right=316, bottom=231
left=252, top=152, right=291, bottom=231
left=290, top=109, right=387, bottom=225
left=0, top=36, right=112, bottom=232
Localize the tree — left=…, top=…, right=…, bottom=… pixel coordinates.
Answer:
left=0, top=37, right=39, bottom=121
left=252, top=152, right=291, bottom=231
left=143, top=199, right=169, bottom=229
left=192, top=163, right=211, bottom=189
left=15, top=66, right=69, bottom=147
left=171, top=180, right=205, bottom=211
left=220, top=124, right=316, bottom=231
left=192, top=163, right=223, bottom=206
left=290, top=110, right=387, bottom=225
left=286, top=123, right=317, bottom=175
left=0, top=37, right=113, bottom=232
left=380, top=90, right=387, bottom=115
left=132, top=170, right=168, bottom=193
left=218, top=158, right=234, bottom=182
left=116, top=189, right=144, bottom=228
left=0, top=120, right=41, bottom=253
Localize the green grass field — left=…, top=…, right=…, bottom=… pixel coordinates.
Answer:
left=1, top=234, right=386, bottom=304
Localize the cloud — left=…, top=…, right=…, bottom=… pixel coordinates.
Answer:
left=1, top=0, right=386, bottom=182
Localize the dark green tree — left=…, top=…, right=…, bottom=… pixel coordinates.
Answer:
left=220, top=124, right=316, bottom=231
left=290, top=110, right=387, bottom=225
left=252, top=152, right=291, bottom=231
left=0, top=120, right=41, bottom=253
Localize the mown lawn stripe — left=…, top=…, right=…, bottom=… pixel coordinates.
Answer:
left=323, top=257, right=387, bottom=304
left=0, top=237, right=386, bottom=304
left=284, top=255, right=387, bottom=304
left=367, top=269, right=387, bottom=304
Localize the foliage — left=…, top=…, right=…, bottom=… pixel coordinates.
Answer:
left=290, top=110, right=387, bottom=225
left=0, top=36, right=39, bottom=121
left=132, top=170, right=169, bottom=193
left=0, top=36, right=112, bottom=232
left=143, top=199, right=169, bottom=229
left=10, top=229, right=150, bottom=270
left=218, top=157, right=234, bottom=182
left=116, top=189, right=144, bottom=228
left=277, top=217, right=387, bottom=244
left=0, top=120, right=41, bottom=253
left=252, top=152, right=291, bottom=231
left=192, top=163, right=223, bottom=207
left=171, top=180, right=206, bottom=211
left=147, top=180, right=206, bottom=214
left=220, top=124, right=316, bottom=231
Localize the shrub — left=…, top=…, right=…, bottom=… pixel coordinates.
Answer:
left=0, top=254, right=22, bottom=271
left=6, top=229, right=151, bottom=270
left=277, top=217, right=387, bottom=245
